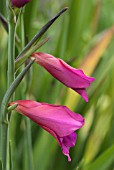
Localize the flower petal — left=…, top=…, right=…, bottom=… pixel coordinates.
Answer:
left=60, top=132, right=77, bottom=162
left=32, top=52, right=95, bottom=102
left=9, top=100, right=84, bottom=161
left=10, top=100, right=84, bottom=137
left=73, top=88, right=88, bottom=102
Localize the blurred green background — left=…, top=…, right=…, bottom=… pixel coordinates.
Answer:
left=0, top=0, right=114, bottom=170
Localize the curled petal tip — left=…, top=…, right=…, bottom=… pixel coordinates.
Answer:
left=73, top=88, right=88, bottom=102
left=68, top=156, right=71, bottom=162
left=66, top=154, right=71, bottom=162
left=90, top=77, right=95, bottom=82
left=62, top=151, right=71, bottom=162
left=60, top=132, right=77, bottom=161
left=83, top=93, right=88, bottom=102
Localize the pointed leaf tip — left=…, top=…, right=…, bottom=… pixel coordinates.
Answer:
left=15, top=8, right=68, bottom=69
left=53, top=7, right=68, bottom=20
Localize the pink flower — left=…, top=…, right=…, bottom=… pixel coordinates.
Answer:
left=32, top=52, right=95, bottom=102
left=9, top=100, right=84, bottom=161
left=11, top=0, right=30, bottom=8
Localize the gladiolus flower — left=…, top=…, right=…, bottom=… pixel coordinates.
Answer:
left=32, top=52, right=95, bottom=102
left=11, top=0, right=30, bottom=8
left=9, top=100, right=84, bottom=161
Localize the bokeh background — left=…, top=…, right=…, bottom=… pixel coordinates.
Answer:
left=0, top=0, right=114, bottom=170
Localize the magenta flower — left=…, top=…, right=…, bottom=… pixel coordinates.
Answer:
left=9, top=100, right=84, bottom=161
left=32, top=53, right=95, bottom=102
left=11, top=0, right=30, bottom=8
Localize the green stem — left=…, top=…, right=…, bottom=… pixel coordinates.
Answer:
left=20, top=8, right=34, bottom=170
left=8, top=21, right=15, bottom=88
left=0, top=3, right=16, bottom=169
left=7, top=9, right=15, bottom=170
left=1, top=120, right=8, bottom=170
left=20, top=8, right=25, bottom=50
left=25, top=118, right=34, bottom=170
left=9, top=141, right=13, bottom=170
left=0, top=60, right=34, bottom=170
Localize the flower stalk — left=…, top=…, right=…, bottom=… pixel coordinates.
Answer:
left=7, top=4, right=16, bottom=88
left=23, top=64, right=34, bottom=170
left=0, top=59, right=34, bottom=170
left=8, top=21, right=15, bottom=87
left=25, top=117, right=34, bottom=170
left=20, top=10, right=34, bottom=170
left=0, top=1, right=16, bottom=169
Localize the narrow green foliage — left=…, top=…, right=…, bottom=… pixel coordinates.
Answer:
left=9, top=141, right=13, bottom=170
left=15, top=37, right=49, bottom=70
left=84, top=145, right=114, bottom=170
left=0, top=13, right=8, bottom=32
left=0, top=160, right=3, bottom=170
left=25, top=118, right=34, bottom=170
left=15, top=7, right=68, bottom=69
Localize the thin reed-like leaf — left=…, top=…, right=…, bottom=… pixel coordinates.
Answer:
left=83, top=144, right=114, bottom=170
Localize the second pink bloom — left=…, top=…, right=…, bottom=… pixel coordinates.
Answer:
left=32, top=52, right=95, bottom=102
left=9, top=100, right=84, bottom=161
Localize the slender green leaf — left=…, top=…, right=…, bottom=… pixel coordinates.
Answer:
left=0, top=160, right=3, bottom=170
left=15, top=7, right=68, bottom=68
left=84, top=145, right=114, bottom=170
left=0, top=13, right=8, bottom=32
left=9, top=141, right=13, bottom=170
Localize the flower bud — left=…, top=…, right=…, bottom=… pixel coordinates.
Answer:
left=11, top=0, right=31, bottom=8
